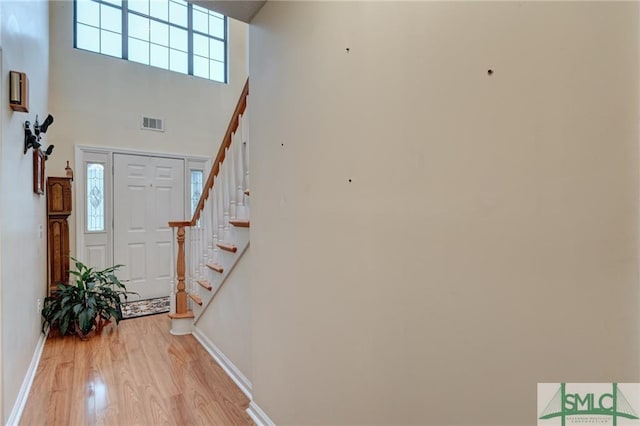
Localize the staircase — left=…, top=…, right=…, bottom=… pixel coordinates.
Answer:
left=168, top=79, right=250, bottom=335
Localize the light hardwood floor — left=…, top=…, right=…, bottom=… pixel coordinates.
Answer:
left=20, top=314, right=253, bottom=425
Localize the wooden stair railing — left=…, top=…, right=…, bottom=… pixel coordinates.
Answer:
left=168, top=78, right=250, bottom=319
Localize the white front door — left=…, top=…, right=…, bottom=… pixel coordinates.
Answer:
left=113, top=154, right=185, bottom=300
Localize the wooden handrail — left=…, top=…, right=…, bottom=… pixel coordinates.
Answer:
left=190, top=78, right=249, bottom=225
left=168, top=78, right=249, bottom=316
left=168, top=220, right=191, bottom=227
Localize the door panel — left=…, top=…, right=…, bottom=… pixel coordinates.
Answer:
left=85, top=245, right=107, bottom=270
left=114, top=154, right=184, bottom=299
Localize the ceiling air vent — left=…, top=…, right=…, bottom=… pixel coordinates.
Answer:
left=141, top=116, right=164, bottom=132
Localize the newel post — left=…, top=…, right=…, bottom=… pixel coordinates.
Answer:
left=168, top=221, right=194, bottom=335
left=175, top=225, right=188, bottom=315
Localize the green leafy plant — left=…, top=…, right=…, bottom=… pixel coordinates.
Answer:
left=42, top=258, right=137, bottom=339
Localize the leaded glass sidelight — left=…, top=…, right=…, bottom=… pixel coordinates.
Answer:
left=190, top=170, right=203, bottom=216
left=87, top=163, right=105, bottom=231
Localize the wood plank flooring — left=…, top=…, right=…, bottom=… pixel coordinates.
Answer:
left=20, top=314, right=253, bottom=425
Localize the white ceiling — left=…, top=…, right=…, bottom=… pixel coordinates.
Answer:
left=188, top=0, right=266, bottom=23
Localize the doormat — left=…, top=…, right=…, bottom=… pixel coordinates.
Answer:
left=120, top=296, right=170, bottom=320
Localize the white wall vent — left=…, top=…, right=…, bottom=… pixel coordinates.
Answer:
left=141, top=116, right=165, bottom=132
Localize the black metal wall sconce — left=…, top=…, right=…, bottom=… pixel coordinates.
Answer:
left=24, top=114, right=54, bottom=159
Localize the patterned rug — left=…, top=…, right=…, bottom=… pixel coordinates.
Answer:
left=120, top=296, right=170, bottom=320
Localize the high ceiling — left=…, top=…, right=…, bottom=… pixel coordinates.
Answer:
left=188, top=0, right=266, bottom=23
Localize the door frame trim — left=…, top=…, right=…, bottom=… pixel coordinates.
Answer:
left=75, top=144, right=210, bottom=272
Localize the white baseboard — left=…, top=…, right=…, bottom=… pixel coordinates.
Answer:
left=6, top=331, right=47, bottom=426
left=247, top=401, right=276, bottom=426
left=192, top=327, right=252, bottom=399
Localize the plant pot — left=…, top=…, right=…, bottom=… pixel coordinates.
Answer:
left=74, top=322, right=91, bottom=341
left=95, top=317, right=112, bottom=333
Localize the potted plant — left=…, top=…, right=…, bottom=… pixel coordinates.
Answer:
left=42, top=258, right=136, bottom=339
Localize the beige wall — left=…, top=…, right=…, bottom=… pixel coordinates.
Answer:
left=47, top=1, right=248, bottom=258
left=196, top=247, right=251, bottom=382
left=249, top=2, right=640, bottom=424
left=0, top=0, right=50, bottom=420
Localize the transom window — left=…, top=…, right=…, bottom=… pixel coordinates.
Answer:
left=74, top=0, right=227, bottom=83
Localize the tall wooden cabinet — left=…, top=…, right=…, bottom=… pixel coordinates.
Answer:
left=47, top=177, right=72, bottom=295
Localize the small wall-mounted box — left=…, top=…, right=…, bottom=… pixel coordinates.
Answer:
left=9, top=71, right=28, bottom=112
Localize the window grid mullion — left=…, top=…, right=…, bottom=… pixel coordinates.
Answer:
left=127, top=8, right=189, bottom=31
left=187, top=2, right=193, bottom=76
left=223, top=16, right=228, bottom=83
left=192, top=28, right=225, bottom=44
left=97, top=2, right=101, bottom=52
left=122, top=0, right=129, bottom=59
left=73, top=0, right=78, bottom=48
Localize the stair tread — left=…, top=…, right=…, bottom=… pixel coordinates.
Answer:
left=189, top=293, right=203, bottom=306
left=206, top=262, right=224, bottom=273
left=216, top=242, right=238, bottom=253
left=229, top=219, right=250, bottom=228
left=197, top=280, right=213, bottom=291
left=168, top=311, right=194, bottom=319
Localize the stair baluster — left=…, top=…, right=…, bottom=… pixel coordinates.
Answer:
left=234, top=117, right=246, bottom=220
left=196, top=220, right=203, bottom=303
left=228, top=139, right=237, bottom=222
left=216, top=182, right=225, bottom=260
left=189, top=225, right=195, bottom=305
left=206, top=186, right=215, bottom=269
left=212, top=180, right=221, bottom=264
left=243, top=107, right=250, bottom=194
left=221, top=153, right=231, bottom=241
left=202, top=215, right=207, bottom=275
left=201, top=212, right=207, bottom=288
left=194, top=225, right=199, bottom=300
